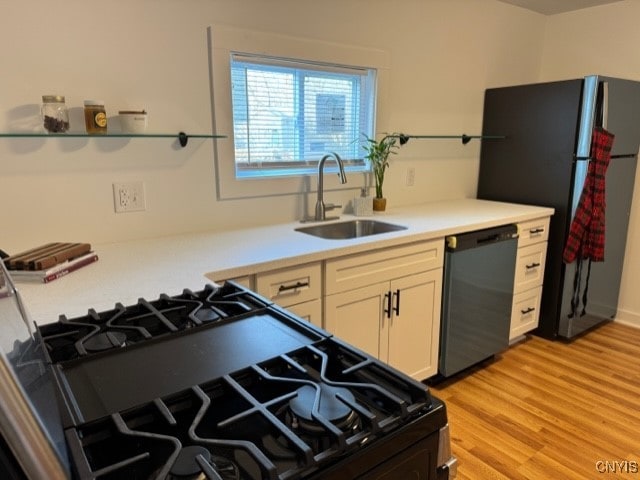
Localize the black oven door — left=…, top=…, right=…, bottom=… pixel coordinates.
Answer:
left=311, top=408, right=448, bottom=480
left=355, top=432, right=441, bottom=479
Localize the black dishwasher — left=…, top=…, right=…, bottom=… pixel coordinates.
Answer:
left=439, top=224, right=518, bottom=378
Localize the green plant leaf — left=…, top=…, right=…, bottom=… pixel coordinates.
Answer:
left=362, top=133, right=403, bottom=198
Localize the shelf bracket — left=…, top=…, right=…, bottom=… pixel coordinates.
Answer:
left=178, top=132, right=188, bottom=147
left=393, top=133, right=505, bottom=145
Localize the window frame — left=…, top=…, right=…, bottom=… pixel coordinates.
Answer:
left=208, top=25, right=391, bottom=200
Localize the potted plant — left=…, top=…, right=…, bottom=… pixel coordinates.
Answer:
left=362, top=133, right=406, bottom=211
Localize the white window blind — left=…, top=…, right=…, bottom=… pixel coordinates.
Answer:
left=230, top=53, right=376, bottom=178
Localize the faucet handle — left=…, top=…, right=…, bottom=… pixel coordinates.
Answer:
left=324, top=203, right=342, bottom=211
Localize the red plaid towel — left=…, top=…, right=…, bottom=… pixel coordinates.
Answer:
left=563, top=127, right=613, bottom=263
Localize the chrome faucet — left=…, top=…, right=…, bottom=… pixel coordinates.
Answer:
left=314, top=152, right=347, bottom=221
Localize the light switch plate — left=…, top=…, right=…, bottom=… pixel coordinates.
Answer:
left=405, top=167, right=415, bottom=187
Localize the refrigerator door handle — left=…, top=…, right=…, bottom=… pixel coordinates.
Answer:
left=571, top=75, right=599, bottom=217
left=602, top=81, right=609, bottom=129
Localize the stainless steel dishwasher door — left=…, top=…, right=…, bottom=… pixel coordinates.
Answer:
left=439, top=225, right=518, bottom=378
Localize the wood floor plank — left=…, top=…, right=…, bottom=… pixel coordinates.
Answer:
left=515, top=449, right=593, bottom=480
left=444, top=399, right=539, bottom=467
left=430, top=322, right=640, bottom=479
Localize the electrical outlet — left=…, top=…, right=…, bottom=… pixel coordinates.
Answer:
left=405, top=167, right=415, bottom=187
left=113, top=181, right=146, bottom=213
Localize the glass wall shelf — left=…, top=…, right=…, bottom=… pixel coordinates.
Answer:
left=393, top=134, right=505, bottom=145
left=0, top=131, right=226, bottom=147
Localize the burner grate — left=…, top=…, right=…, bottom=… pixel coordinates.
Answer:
left=37, top=283, right=269, bottom=363
left=67, top=386, right=283, bottom=480
left=64, top=337, right=434, bottom=480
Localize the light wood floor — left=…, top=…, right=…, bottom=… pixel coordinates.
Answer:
left=429, top=321, right=640, bottom=479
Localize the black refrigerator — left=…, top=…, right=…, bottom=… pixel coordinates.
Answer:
left=477, top=75, right=640, bottom=339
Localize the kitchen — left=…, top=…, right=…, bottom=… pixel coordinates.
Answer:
left=2, top=0, right=640, bottom=478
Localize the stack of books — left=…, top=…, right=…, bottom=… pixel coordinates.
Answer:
left=3, top=243, right=98, bottom=283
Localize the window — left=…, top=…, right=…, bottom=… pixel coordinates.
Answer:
left=230, top=53, right=376, bottom=178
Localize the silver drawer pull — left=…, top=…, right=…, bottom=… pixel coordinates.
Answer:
left=521, top=307, right=536, bottom=315
left=526, top=262, right=541, bottom=269
left=278, top=281, right=309, bottom=293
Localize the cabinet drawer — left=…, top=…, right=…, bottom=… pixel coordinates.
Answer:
left=325, top=239, right=443, bottom=296
left=256, top=263, right=321, bottom=307
left=510, top=286, right=542, bottom=340
left=514, top=243, right=547, bottom=293
left=518, top=217, right=550, bottom=247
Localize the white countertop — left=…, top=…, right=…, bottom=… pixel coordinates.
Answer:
left=16, top=199, right=553, bottom=324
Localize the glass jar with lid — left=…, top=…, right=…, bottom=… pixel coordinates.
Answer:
left=84, top=100, right=107, bottom=134
left=41, top=95, right=70, bottom=133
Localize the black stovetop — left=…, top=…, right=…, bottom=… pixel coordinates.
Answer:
left=35, top=282, right=442, bottom=480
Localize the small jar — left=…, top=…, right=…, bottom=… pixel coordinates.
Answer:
left=41, top=95, right=69, bottom=133
left=84, top=100, right=107, bottom=134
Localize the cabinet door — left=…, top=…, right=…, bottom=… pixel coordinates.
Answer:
left=387, top=270, right=442, bottom=381
left=286, top=299, right=322, bottom=328
left=324, top=282, right=389, bottom=359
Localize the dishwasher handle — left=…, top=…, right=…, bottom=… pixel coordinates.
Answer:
left=477, top=233, right=501, bottom=245
left=446, top=224, right=518, bottom=252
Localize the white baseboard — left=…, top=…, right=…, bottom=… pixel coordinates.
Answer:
left=615, top=309, right=640, bottom=329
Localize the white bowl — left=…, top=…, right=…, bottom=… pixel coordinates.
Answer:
left=119, top=110, right=148, bottom=134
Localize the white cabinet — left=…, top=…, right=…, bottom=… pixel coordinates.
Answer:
left=255, top=263, right=323, bottom=328
left=514, top=243, right=547, bottom=292
left=511, top=286, right=543, bottom=339
left=324, top=240, right=443, bottom=380
left=510, top=217, right=550, bottom=341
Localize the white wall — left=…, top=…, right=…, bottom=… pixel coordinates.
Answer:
left=540, top=0, right=640, bottom=326
left=0, top=0, right=545, bottom=253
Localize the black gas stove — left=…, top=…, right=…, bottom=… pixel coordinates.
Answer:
left=24, top=282, right=454, bottom=479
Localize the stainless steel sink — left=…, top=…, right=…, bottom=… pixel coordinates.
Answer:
left=295, top=219, right=407, bottom=240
